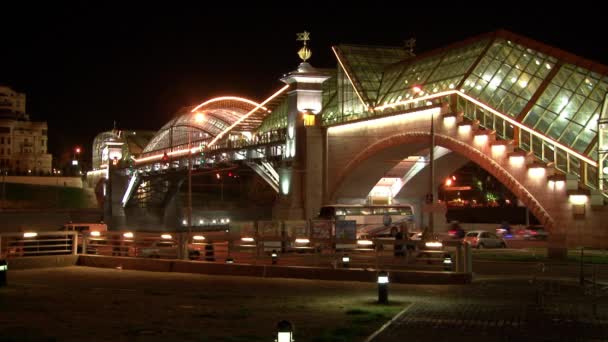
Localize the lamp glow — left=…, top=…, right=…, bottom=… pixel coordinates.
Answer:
left=425, top=241, right=443, bottom=248
left=295, top=238, right=310, bottom=244
left=443, top=116, right=456, bottom=127
left=509, top=155, right=525, bottom=166
left=491, top=144, right=506, bottom=155
left=123, top=232, right=134, bottom=238
left=458, top=125, right=471, bottom=134
left=241, top=237, right=255, bottom=242
left=569, top=194, right=588, bottom=205
left=474, top=134, right=488, bottom=144
left=90, top=231, right=101, bottom=237
left=528, top=167, right=546, bottom=178
left=193, top=235, right=205, bottom=241
left=357, top=239, right=374, bottom=246
left=161, top=234, right=172, bottom=239
left=23, top=232, right=37, bottom=238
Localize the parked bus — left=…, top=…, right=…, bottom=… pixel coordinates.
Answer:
left=318, top=204, right=416, bottom=238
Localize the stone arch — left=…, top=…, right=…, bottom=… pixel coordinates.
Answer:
left=330, top=131, right=554, bottom=231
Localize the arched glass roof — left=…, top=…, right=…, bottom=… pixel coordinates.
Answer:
left=142, top=97, right=271, bottom=155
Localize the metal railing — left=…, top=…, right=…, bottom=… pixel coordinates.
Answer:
left=0, top=222, right=472, bottom=273
left=0, top=231, right=77, bottom=258
left=456, top=95, right=600, bottom=193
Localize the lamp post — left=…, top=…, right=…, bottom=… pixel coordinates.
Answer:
left=187, top=113, right=205, bottom=240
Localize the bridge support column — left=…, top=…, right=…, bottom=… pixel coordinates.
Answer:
left=104, top=166, right=128, bottom=230
left=273, top=59, right=330, bottom=220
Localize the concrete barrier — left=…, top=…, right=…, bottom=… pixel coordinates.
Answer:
left=6, top=255, right=79, bottom=269
left=77, top=255, right=472, bottom=284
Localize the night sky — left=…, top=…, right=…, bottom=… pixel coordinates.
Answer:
left=1, top=3, right=605, bottom=167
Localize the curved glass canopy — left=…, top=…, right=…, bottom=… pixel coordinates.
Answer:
left=142, top=97, right=270, bottom=155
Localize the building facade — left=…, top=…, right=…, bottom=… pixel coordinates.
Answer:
left=0, top=85, right=52, bottom=174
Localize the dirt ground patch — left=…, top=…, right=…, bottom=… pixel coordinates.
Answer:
left=0, top=266, right=411, bottom=341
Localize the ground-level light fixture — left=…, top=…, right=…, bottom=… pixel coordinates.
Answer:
left=276, top=320, right=294, bottom=342
left=225, top=257, right=234, bottom=264
left=0, top=259, right=7, bottom=287
left=161, top=234, right=172, bottom=239
left=90, top=231, right=101, bottom=237
left=271, top=250, right=278, bottom=265
left=443, top=254, right=453, bottom=271
left=123, top=232, right=134, bottom=238
left=241, top=237, right=255, bottom=242
left=23, top=232, right=38, bottom=238
left=342, top=254, right=350, bottom=268
left=377, top=271, right=389, bottom=304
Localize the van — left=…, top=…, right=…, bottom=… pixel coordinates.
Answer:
left=62, top=223, right=108, bottom=234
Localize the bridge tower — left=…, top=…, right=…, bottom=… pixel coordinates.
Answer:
left=102, top=138, right=129, bottom=230
left=273, top=31, right=331, bottom=220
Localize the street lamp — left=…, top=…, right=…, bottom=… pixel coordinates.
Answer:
left=187, top=113, right=206, bottom=242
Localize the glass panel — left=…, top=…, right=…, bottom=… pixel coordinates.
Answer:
left=573, top=130, right=594, bottom=154
left=559, top=124, right=583, bottom=146
left=547, top=116, right=569, bottom=139
left=555, top=148, right=568, bottom=172
left=532, top=137, right=543, bottom=159
left=520, top=131, right=531, bottom=150
left=543, top=144, right=555, bottom=162
left=569, top=156, right=581, bottom=177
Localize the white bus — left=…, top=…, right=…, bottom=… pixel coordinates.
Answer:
left=318, top=204, right=416, bottom=238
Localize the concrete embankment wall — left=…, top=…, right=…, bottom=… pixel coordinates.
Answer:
left=4, top=176, right=83, bottom=188
left=77, top=255, right=471, bottom=284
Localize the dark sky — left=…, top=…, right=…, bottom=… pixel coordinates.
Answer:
left=1, top=2, right=606, bottom=166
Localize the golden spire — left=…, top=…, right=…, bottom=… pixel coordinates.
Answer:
left=296, top=31, right=312, bottom=62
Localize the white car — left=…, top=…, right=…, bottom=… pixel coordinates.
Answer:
left=463, top=231, right=506, bottom=248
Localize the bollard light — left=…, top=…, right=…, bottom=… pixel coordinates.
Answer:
left=443, top=254, right=453, bottom=271
left=225, top=257, right=234, bottom=264
left=377, top=271, right=389, bottom=304
left=271, top=250, right=278, bottom=265
left=342, top=255, right=350, bottom=268
left=276, top=320, right=293, bottom=342
left=0, top=259, right=7, bottom=287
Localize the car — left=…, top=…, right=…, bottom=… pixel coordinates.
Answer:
left=516, top=225, right=548, bottom=240
left=138, top=238, right=204, bottom=260
left=463, top=230, right=506, bottom=248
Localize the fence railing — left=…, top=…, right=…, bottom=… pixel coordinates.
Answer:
left=0, top=224, right=470, bottom=272
left=0, top=231, right=77, bottom=258
left=456, top=95, right=600, bottom=194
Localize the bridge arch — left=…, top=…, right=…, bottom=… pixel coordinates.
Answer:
left=141, top=96, right=272, bottom=159
left=330, top=131, right=554, bottom=231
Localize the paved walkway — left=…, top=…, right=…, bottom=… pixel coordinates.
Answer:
left=374, top=278, right=608, bottom=341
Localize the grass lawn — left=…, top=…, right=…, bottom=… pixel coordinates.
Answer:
left=3, top=267, right=408, bottom=341
left=2, top=182, right=95, bottom=208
